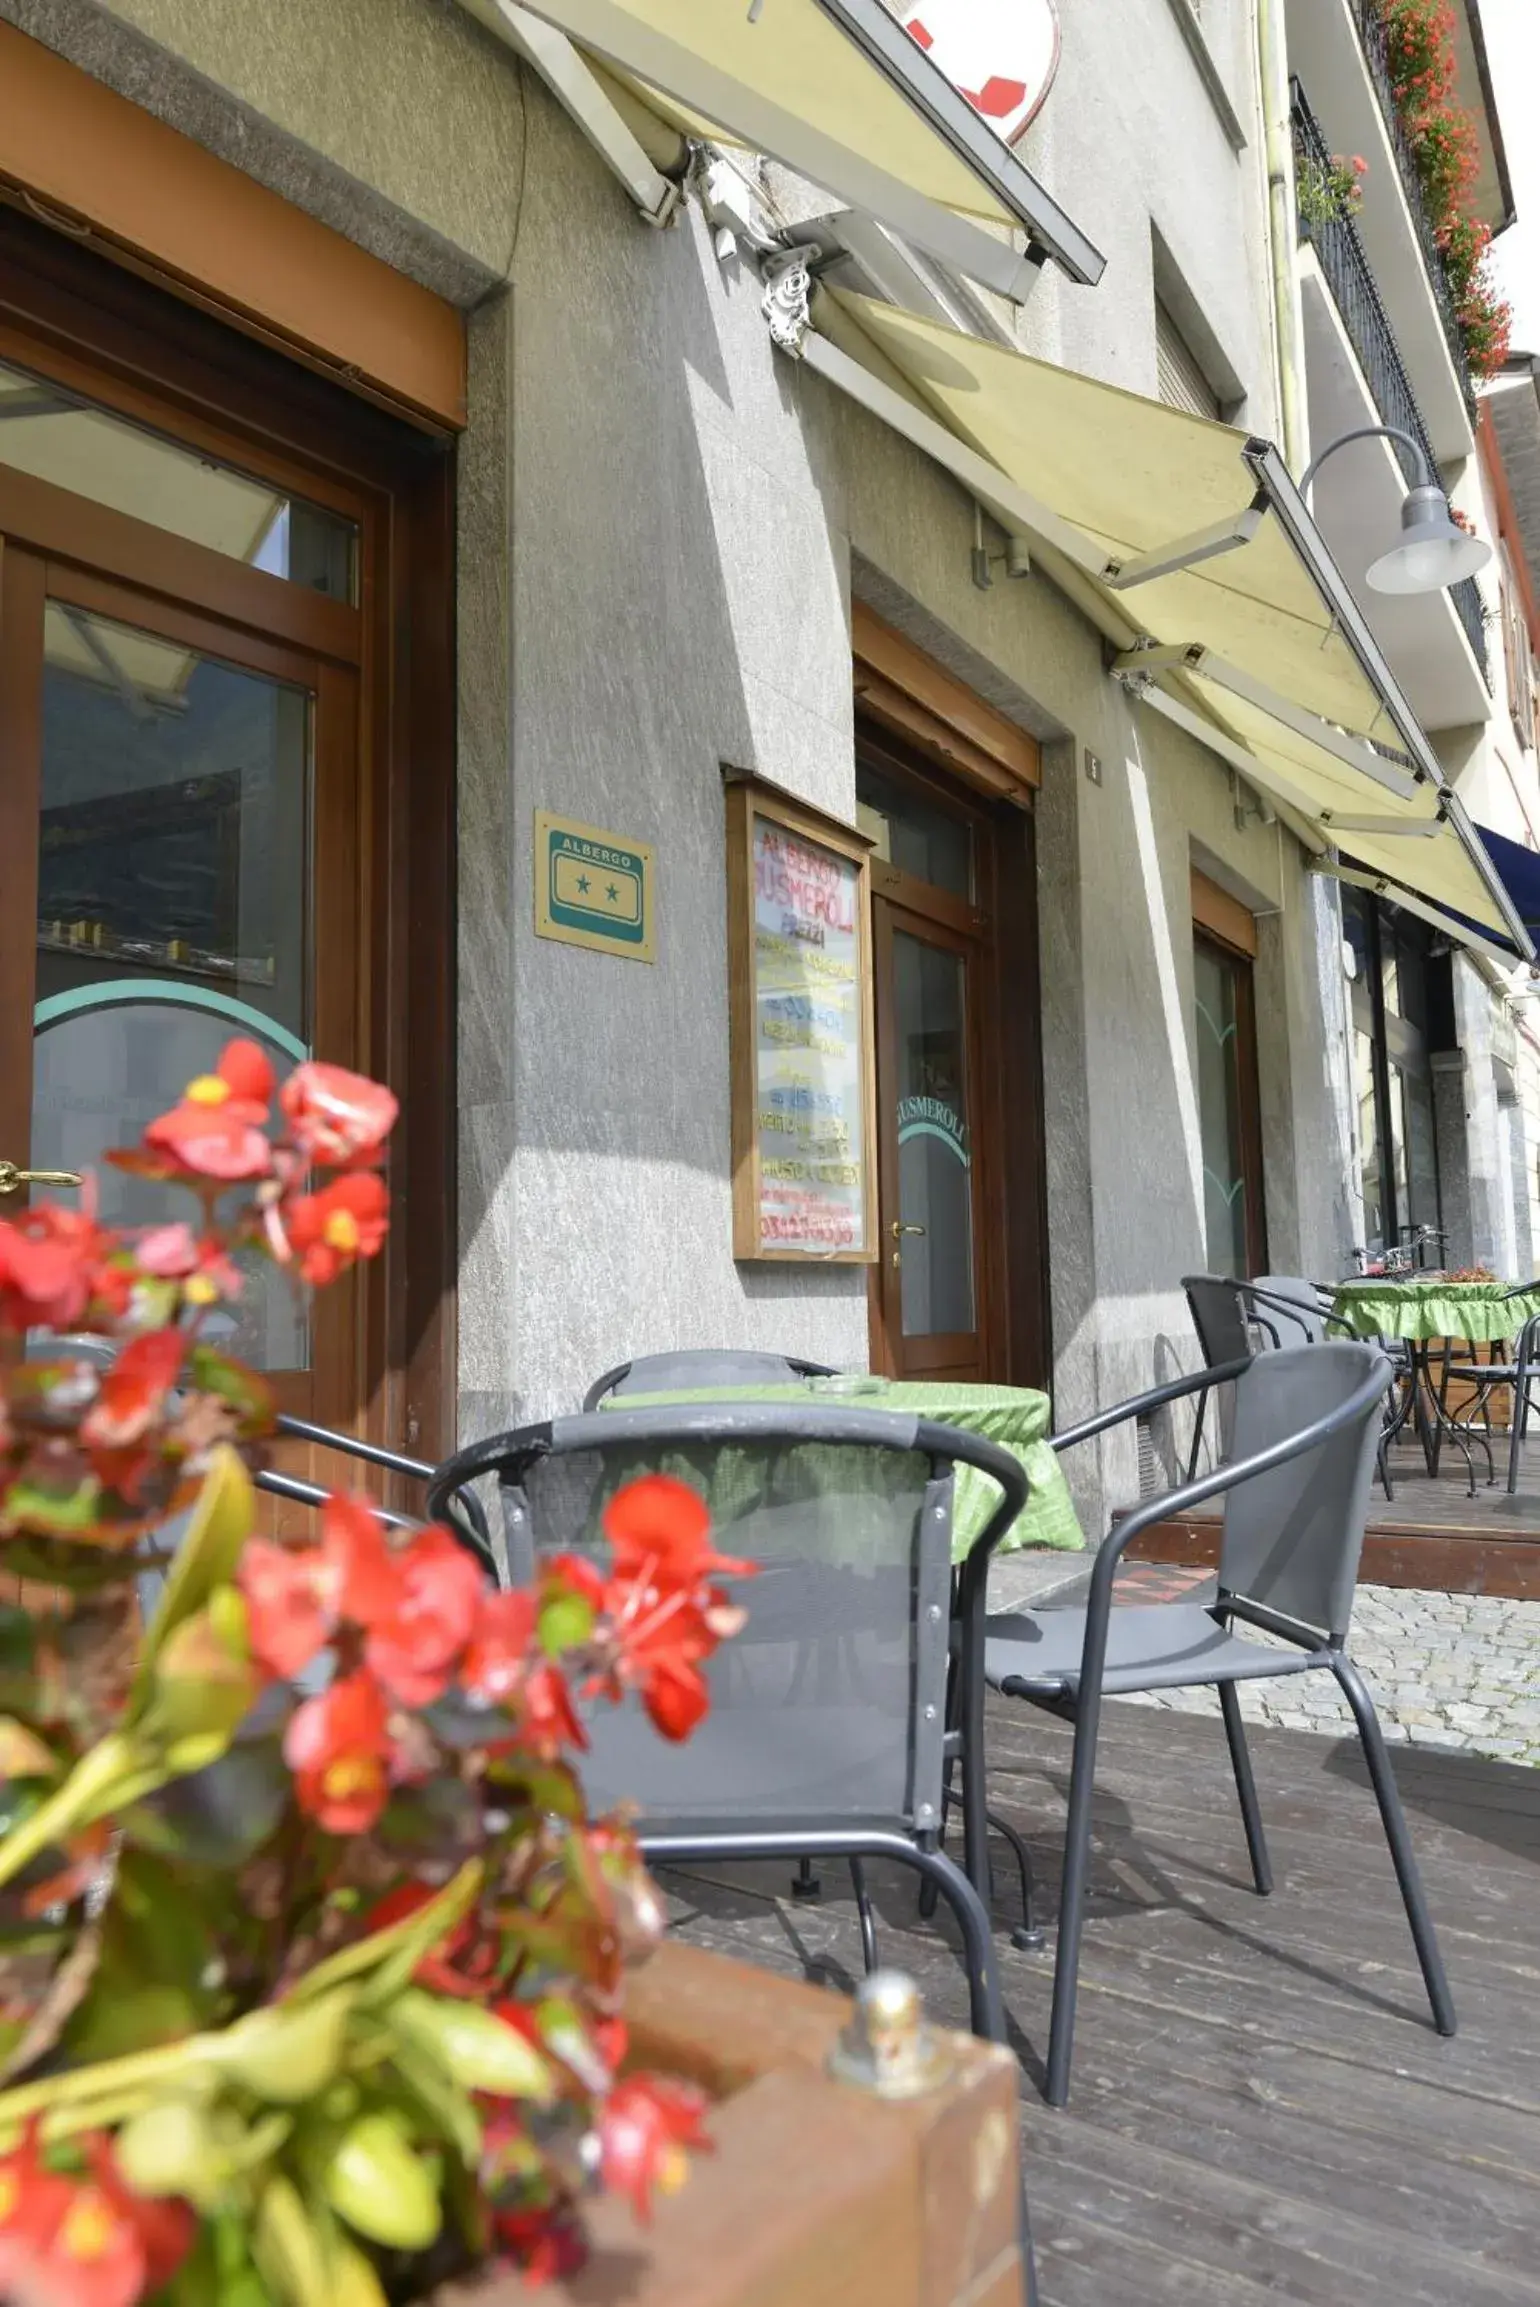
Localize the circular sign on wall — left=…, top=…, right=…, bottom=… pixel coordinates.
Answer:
left=901, top=0, right=1061, bottom=144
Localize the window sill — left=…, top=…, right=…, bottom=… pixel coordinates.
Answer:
left=1164, top=0, right=1247, bottom=154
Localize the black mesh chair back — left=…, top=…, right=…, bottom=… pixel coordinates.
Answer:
left=1182, top=1275, right=1253, bottom=1367
left=438, top=1402, right=985, bottom=1835
left=1251, top=1274, right=1327, bottom=1342
left=1218, top=1341, right=1388, bottom=1646
left=582, top=1349, right=838, bottom=1414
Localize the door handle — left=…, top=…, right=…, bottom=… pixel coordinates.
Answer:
left=0, top=1161, right=84, bottom=1196
left=890, top=1221, right=927, bottom=1239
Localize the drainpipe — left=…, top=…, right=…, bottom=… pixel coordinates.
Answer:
left=1257, top=0, right=1307, bottom=472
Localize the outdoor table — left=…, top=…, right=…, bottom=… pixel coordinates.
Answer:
left=1329, top=1279, right=1540, bottom=1493
left=598, top=1378, right=1084, bottom=1563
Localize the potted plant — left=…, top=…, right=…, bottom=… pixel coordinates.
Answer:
left=0, top=1041, right=764, bottom=2302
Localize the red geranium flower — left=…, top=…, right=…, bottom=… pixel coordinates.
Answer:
left=131, top=1040, right=275, bottom=1184
left=284, top=1668, right=393, bottom=1833
left=279, top=1170, right=390, bottom=1284
left=280, top=1061, right=398, bottom=1168
left=364, top=1524, right=484, bottom=1706
left=597, top=2074, right=709, bottom=2222
left=636, top=1656, right=709, bottom=1742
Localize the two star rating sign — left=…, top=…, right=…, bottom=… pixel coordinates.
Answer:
left=534, top=811, right=656, bottom=963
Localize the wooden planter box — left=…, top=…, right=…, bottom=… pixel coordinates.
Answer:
left=436, top=1942, right=1026, bottom=2307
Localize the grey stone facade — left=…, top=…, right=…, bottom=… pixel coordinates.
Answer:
left=18, top=0, right=1370, bottom=1542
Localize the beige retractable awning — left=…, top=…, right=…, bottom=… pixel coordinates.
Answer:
left=791, top=285, right=1528, bottom=955
left=506, top=0, right=1104, bottom=298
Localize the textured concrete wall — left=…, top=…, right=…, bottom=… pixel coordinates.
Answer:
left=1, top=0, right=518, bottom=297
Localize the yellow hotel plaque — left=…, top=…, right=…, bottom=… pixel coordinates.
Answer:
left=534, top=811, right=655, bottom=964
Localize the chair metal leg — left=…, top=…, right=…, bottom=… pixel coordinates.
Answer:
left=848, top=1857, right=879, bottom=1976
left=941, top=1780, right=1044, bottom=1950
left=1377, top=1429, right=1394, bottom=1503
left=1218, top=1680, right=1273, bottom=1896
left=643, top=1827, right=1006, bottom=2044
left=790, top=1855, right=821, bottom=1902
left=1329, top=1655, right=1457, bottom=2038
left=1186, top=1387, right=1208, bottom=1484
left=1043, top=1682, right=1104, bottom=2108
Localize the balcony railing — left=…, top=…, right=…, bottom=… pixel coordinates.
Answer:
left=1344, top=0, right=1474, bottom=414
left=1292, top=79, right=1489, bottom=687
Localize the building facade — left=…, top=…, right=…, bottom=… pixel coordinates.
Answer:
left=1, top=0, right=1524, bottom=1551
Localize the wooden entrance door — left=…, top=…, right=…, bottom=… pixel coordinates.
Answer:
left=860, top=737, right=1018, bottom=1382
left=0, top=216, right=456, bottom=1461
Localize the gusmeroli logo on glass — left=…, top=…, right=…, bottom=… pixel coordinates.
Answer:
left=897, top=1094, right=970, bottom=1167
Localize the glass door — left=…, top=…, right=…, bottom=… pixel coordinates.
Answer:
left=871, top=905, right=988, bottom=1376
left=0, top=551, right=360, bottom=1423
left=1193, top=929, right=1266, bottom=1276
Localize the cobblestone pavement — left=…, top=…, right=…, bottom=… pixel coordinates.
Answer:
left=1121, top=1576, right=1540, bottom=1764
left=988, top=1557, right=1540, bottom=1765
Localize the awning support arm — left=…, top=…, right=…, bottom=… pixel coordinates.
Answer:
left=1103, top=497, right=1267, bottom=589
left=1311, top=860, right=1520, bottom=969
left=1317, top=813, right=1441, bottom=837
left=1111, top=647, right=1419, bottom=799
left=463, top=0, right=683, bottom=225
left=1112, top=667, right=1327, bottom=849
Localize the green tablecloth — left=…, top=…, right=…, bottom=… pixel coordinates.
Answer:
left=599, top=1380, right=1084, bottom=1563
left=1330, top=1279, right=1540, bottom=1346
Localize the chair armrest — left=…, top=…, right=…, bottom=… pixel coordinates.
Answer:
left=1070, top=1355, right=1390, bottom=1705
left=1049, top=1356, right=1252, bottom=1458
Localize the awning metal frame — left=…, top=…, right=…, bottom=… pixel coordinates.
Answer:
left=1312, top=860, right=1521, bottom=970
left=1112, top=647, right=1419, bottom=800
left=1103, top=498, right=1266, bottom=589
left=506, top=0, right=1103, bottom=299
left=809, top=0, right=1104, bottom=285
left=461, top=0, right=684, bottom=224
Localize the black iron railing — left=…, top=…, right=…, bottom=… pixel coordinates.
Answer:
left=1292, top=80, right=1489, bottom=686
left=1344, top=0, right=1474, bottom=414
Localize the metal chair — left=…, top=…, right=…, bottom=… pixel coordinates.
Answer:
left=427, top=1399, right=1027, bottom=2044
left=262, top=1414, right=498, bottom=1580
left=1180, top=1275, right=1280, bottom=1479
left=582, top=1349, right=838, bottom=1414
left=1426, top=1286, right=1540, bottom=1494
left=982, top=1341, right=1455, bottom=2107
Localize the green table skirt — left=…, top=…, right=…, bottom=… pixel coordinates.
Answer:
left=599, top=1380, right=1084, bottom=1563
left=1330, top=1280, right=1540, bottom=1346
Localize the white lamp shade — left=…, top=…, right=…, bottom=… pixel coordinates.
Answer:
left=1366, top=485, right=1493, bottom=595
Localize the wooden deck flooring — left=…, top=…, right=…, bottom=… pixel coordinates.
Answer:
left=658, top=1698, right=1540, bottom=2305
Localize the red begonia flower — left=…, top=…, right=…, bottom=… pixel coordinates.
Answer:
left=85, top=2144, right=194, bottom=2296
left=79, top=1328, right=186, bottom=1451
left=0, top=2127, right=182, bottom=2307
left=134, top=1224, right=242, bottom=1307
left=280, top=1061, right=399, bottom=1167
left=280, top=1170, right=390, bottom=1284
left=638, top=1655, right=709, bottom=1743
left=601, top=1474, right=752, bottom=1587
left=364, top=1524, right=484, bottom=1706
left=238, top=1492, right=398, bottom=1680
left=284, top=1669, right=393, bottom=1833
left=491, top=2206, right=586, bottom=2284
left=0, top=1206, right=115, bottom=1332
left=459, top=1588, right=538, bottom=1704
left=135, top=1044, right=275, bottom=1183
left=597, top=2074, right=709, bottom=2223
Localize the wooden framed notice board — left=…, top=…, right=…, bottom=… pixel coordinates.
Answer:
left=726, top=773, right=878, bottom=1263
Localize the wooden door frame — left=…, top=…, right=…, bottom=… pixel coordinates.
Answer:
left=857, top=719, right=1050, bottom=1387
left=0, top=212, right=458, bottom=1461
left=1192, top=923, right=1268, bottom=1277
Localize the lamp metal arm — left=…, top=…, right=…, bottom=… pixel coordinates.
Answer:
left=1298, top=423, right=1433, bottom=502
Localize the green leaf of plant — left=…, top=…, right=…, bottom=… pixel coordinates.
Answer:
left=133, top=1448, right=255, bottom=1704
left=538, top=1588, right=595, bottom=1658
